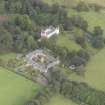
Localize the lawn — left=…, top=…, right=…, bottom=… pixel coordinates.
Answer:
left=82, top=0, right=105, bottom=7
left=68, top=9, right=105, bottom=37
left=43, top=0, right=79, bottom=7
left=0, top=67, right=40, bottom=105
left=57, top=33, right=81, bottom=51
left=79, top=11, right=105, bottom=36
left=69, top=48, right=105, bottom=91
left=66, top=8, right=105, bottom=91
left=46, top=95, right=78, bottom=105
left=0, top=52, right=16, bottom=60
left=44, top=0, right=105, bottom=7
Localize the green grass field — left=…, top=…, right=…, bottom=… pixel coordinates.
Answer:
left=57, top=32, right=81, bottom=51
left=46, top=95, right=78, bottom=105
left=66, top=7, right=105, bottom=91
left=82, top=0, right=105, bottom=7
left=0, top=67, right=40, bottom=105
left=80, top=11, right=105, bottom=36
left=52, top=3, right=105, bottom=91
left=68, top=9, right=105, bottom=37
left=69, top=48, right=105, bottom=91
left=44, top=0, right=105, bottom=7
left=44, top=0, right=79, bottom=7
left=0, top=52, right=16, bottom=60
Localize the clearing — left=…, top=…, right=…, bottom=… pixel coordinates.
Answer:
left=44, top=0, right=105, bottom=7
left=69, top=48, right=105, bottom=91
left=0, top=52, right=16, bottom=60
left=46, top=95, right=78, bottom=105
left=0, top=67, right=40, bottom=105
left=68, top=9, right=105, bottom=37
left=57, top=32, right=81, bottom=51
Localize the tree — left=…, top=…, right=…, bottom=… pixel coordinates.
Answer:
left=71, top=16, right=88, bottom=31
left=71, top=55, right=86, bottom=66
left=51, top=4, right=59, bottom=14
left=0, top=28, right=13, bottom=50
left=75, top=36, right=86, bottom=48
left=14, top=39, right=24, bottom=52
left=14, top=15, right=34, bottom=31
left=63, top=17, right=73, bottom=30
left=92, top=26, right=104, bottom=49
left=77, top=49, right=90, bottom=61
left=80, top=20, right=88, bottom=31
left=26, top=36, right=37, bottom=50
left=93, top=26, right=103, bottom=36
left=92, top=36, right=104, bottom=49
left=75, top=1, right=89, bottom=12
